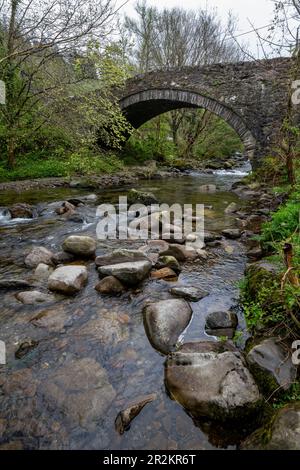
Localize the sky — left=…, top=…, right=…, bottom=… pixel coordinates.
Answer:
left=119, top=0, right=277, bottom=56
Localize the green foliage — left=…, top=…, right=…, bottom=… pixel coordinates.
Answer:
left=240, top=183, right=300, bottom=333
left=242, top=281, right=286, bottom=330
left=123, top=116, right=176, bottom=164
left=272, top=383, right=300, bottom=409
left=0, top=150, right=124, bottom=181
left=195, top=116, right=243, bottom=159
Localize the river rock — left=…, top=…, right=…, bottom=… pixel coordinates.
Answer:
left=62, top=235, right=96, bottom=258
left=155, top=256, right=181, bottom=274
left=127, top=188, right=158, bottom=205
left=8, top=203, right=36, bottom=219
left=115, top=393, right=157, bottom=434
left=199, top=184, right=216, bottom=193
left=246, top=246, right=263, bottom=261
left=15, top=290, right=55, bottom=305
left=150, top=267, right=178, bottom=280
left=95, top=276, right=125, bottom=295
left=165, top=341, right=261, bottom=421
left=245, top=214, right=267, bottom=233
left=98, top=260, right=152, bottom=286
left=34, top=263, right=54, bottom=280
left=141, top=240, right=169, bottom=254
left=80, top=312, right=128, bottom=345
left=224, top=202, right=239, bottom=214
left=143, top=299, right=192, bottom=354
left=55, top=201, right=75, bottom=216
left=160, top=244, right=198, bottom=262
left=241, top=403, right=300, bottom=450
left=25, top=246, right=54, bottom=268
left=206, top=311, right=238, bottom=329
left=246, top=338, right=297, bottom=395
left=222, top=229, right=241, bottom=239
left=204, top=232, right=221, bottom=243
left=51, top=251, right=76, bottom=265
left=95, top=249, right=149, bottom=267
left=48, top=265, right=88, bottom=294
left=41, top=358, right=116, bottom=427
left=205, top=311, right=238, bottom=339
left=170, top=286, right=209, bottom=302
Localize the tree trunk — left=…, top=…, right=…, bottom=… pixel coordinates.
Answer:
left=7, top=135, right=16, bottom=169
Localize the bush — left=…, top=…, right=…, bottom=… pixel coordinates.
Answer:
left=0, top=150, right=124, bottom=182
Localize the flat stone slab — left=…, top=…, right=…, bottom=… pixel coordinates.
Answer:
left=48, top=265, right=88, bottom=295
left=98, top=260, right=152, bottom=286
left=170, top=286, right=209, bottom=302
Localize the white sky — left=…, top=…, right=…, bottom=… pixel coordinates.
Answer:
left=119, top=0, right=277, bottom=56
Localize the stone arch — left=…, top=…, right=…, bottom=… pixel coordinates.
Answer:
left=120, top=88, right=257, bottom=160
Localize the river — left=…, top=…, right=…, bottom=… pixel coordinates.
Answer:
left=0, top=164, right=254, bottom=450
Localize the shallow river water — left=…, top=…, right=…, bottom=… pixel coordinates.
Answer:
left=0, top=166, right=253, bottom=450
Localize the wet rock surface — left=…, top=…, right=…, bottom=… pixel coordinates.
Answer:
left=48, top=265, right=88, bottom=295
left=170, top=286, right=209, bottom=302
left=246, top=338, right=297, bottom=394
left=25, top=246, right=54, bottom=268
left=165, top=342, right=261, bottom=422
left=95, top=276, right=125, bottom=295
left=15, top=290, right=55, bottom=305
left=241, top=403, right=300, bottom=450
left=40, top=358, right=116, bottom=427
left=62, top=235, right=96, bottom=258
left=98, top=260, right=152, bottom=286
left=143, top=299, right=192, bottom=354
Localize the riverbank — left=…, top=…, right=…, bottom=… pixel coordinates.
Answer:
left=0, top=166, right=183, bottom=193
left=235, top=179, right=300, bottom=449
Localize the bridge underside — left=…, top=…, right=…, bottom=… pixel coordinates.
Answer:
left=120, top=89, right=257, bottom=161
left=122, top=99, right=197, bottom=128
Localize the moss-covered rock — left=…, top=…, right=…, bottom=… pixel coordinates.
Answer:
left=246, top=338, right=297, bottom=397
left=241, top=403, right=300, bottom=450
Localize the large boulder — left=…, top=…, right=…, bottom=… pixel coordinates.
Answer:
left=95, top=249, right=149, bottom=267
left=165, top=341, right=262, bottom=422
left=62, top=235, right=96, bottom=258
left=241, top=404, right=300, bottom=450
left=246, top=338, right=297, bottom=395
left=143, top=299, right=192, bottom=354
left=48, top=265, right=88, bottom=295
left=25, top=246, right=54, bottom=268
left=98, top=260, right=152, bottom=286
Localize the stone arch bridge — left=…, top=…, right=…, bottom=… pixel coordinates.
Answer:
left=119, top=58, right=294, bottom=167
